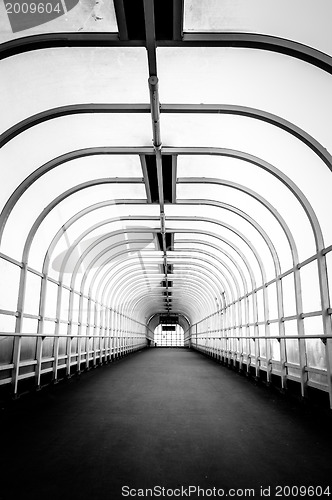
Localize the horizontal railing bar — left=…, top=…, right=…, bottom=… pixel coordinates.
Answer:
left=0, top=333, right=147, bottom=338
left=0, top=332, right=331, bottom=340
left=0, top=363, right=14, bottom=370
left=192, top=335, right=332, bottom=340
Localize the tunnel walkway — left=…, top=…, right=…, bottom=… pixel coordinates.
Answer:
left=1, top=348, right=332, bottom=499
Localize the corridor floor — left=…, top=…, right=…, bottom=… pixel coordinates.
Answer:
left=1, top=348, right=332, bottom=499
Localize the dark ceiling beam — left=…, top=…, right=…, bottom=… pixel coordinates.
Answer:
left=113, top=0, right=129, bottom=40
left=173, top=0, right=184, bottom=41
left=142, top=0, right=169, bottom=311
left=143, top=0, right=157, bottom=76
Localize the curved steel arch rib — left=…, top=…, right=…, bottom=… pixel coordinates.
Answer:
left=78, top=243, right=237, bottom=309
left=40, top=196, right=274, bottom=298
left=0, top=32, right=331, bottom=73
left=0, top=147, right=152, bottom=242
left=125, top=278, right=218, bottom=321
left=116, top=278, right=214, bottom=321
left=172, top=146, right=325, bottom=251
left=104, top=259, right=232, bottom=314
left=175, top=240, right=249, bottom=295
left=2, top=104, right=331, bottom=172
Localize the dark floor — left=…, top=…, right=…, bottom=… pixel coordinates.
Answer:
left=1, top=348, right=332, bottom=500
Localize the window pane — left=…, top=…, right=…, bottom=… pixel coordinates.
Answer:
left=267, top=283, right=278, bottom=321
left=0, top=314, right=15, bottom=334
left=0, top=116, right=151, bottom=214
left=284, top=320, right=300, bottom=365
left=300, top=261, right=321, bottom=313
left=282, top=273, right=296, bottom=317
left=24, top=271, right=41, bottom=316
left=0, top=0, right=118, bottom=42
left=1, top=47, right=149, bottom=131
left=269, top=322, right=280, bottom=362
left=158, top=48, right=332, bottom=151
left=0, top=258, right=20, bottom=311
left=183, top=0, right=332, bottom=56
left=304, top=316, right=326, bottom=370
left=44, top=280, right=58, bottom=319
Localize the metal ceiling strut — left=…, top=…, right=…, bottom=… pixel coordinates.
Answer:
left=144, top=0, right=170, bottom=313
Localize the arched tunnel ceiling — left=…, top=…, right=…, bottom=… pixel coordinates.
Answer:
left=1, top=0, right=332, bottom=331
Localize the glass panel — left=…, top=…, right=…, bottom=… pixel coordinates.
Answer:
left=0, top=258, right=20, bottom=311
left=0, top=314, right=15, bottom=373
left=0, top=116, right=151, bottom=215
left=258, top=324, right=266, bottom=360
left=284, top=319, right=300, bottom=364
left=72, top=292, right=79, bottom=324
left=0, top=0, right=117, bottom=42
left=159, top=49, right=332, bottom=248
left=269, top=322, right=280, bottom=362
left=0, top=334, right=14, bottom=367
left=1, top=47, right=149, bottom=131
left=304, top=315, right=324, bottom=335
left=267, top=283, right=278, bottom=321
left=158, top=48, right=332, bottom=147
left=60, top=287, right=70, bottom=321
left=24, top=271, right=41, bottom=316
left=42, top=335, right=54, bottom=358
left=248, top=294, right=253, bottom=324
left=300, top=261, right=321, bottom=313
left=326, top=251, right=332, bottom=306
left=281, top=273, right=296, bottom=317
left=0, top=314, right=15, bottom=333
left=81, top=296, right=88, bottom=326
left=304, top=315, right=326, bottom=369
left=44, top=280, right=58, bottom=319
left=22, top=318, right=38, bottom=333
left=183, top=0, right=332, bottom=56
left=256, top=290, right=264, bottom=322
left=20, top=335, right=37, bottom=360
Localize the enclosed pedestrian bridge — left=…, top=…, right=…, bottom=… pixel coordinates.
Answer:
left=1, top=1, right=332, bottom=497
